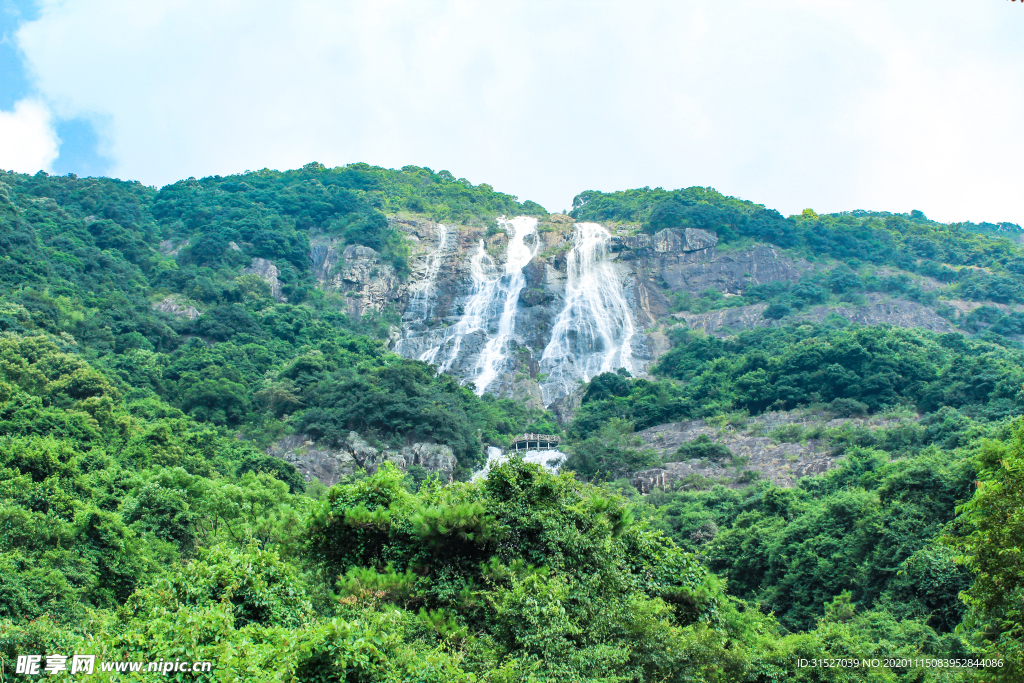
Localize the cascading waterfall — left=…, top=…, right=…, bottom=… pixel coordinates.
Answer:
left=420, top=240, right=496, bottom=367
left=473, top=445, right=563, bottom=480
left=471, top=216, right=539, bottom=393
left=420, top=216, right=539, bottom=395
left=395, top=224, right=451, bottom=357
left=539, top=222, right=636, bottom=404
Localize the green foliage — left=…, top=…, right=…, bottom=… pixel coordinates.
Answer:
left=672, top=434, right=734, bottom=463
left=1, top=168, right=1017, bottom=680
left=573, top=185, right=1024, bottom=306
left=562, top=418, right=659, bottom=480
left=0, top=169, right=548, bottom=471
left=296, top=460, right=739, bottom=680
left=296, top=359, right=490, bottom=469
left=644, top=445, right=976, bottom=634
left=569, top=322, right=1024, bottom=458
left=949, top=421, right=1024, bottom=680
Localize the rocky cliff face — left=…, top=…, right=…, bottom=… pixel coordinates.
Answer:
left=152, top=295, right=201, bottom=320
left=305, top=217, right=796, bottom=405
left=293, top=213, right=976, bottom=409
left=675, top=293, right=959, bottom=337
left=242, top=257, right=287, bottom=302
left=630, top=410, right=914, bottom=493
left=267, top=431, right=457, bottom=487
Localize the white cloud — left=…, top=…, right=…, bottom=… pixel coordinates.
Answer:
left=13, top=0, right=1024, bottom=223
left=0, top=98, right=59, bottom=174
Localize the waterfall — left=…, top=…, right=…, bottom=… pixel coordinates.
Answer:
left=395, top=224, right=451, bottom=357
left=471, top=216, right=538, bottom=393
left=539, top=222, right=636, bottom=404
left=421, top=239, right=497, bottom=368
left=419, top=216, right=539, bottom=395
left=406, top=223, right=450, bottom=323
left=473, top=445, right=563, bottom=480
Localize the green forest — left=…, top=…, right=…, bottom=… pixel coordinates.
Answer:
left=2, top=166, right=1023, bottom=682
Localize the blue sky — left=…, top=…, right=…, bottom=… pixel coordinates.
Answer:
left=0, top=0, right=34, bottom=110
left=1, top=1, right=1023, bottom=224
left=0, top=0, right=109, bottom=176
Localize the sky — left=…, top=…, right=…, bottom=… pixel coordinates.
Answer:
left=0, top=0, right=1022, bottom=224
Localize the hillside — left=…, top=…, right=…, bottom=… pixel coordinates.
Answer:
left=2, top=164, right=1023, bottom=681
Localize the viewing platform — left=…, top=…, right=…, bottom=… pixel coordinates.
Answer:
left=511, top=433, right=562, bottom=452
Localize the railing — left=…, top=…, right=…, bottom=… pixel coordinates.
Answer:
left=511, top=433, right=561, bottom=451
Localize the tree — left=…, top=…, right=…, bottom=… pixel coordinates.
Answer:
left=950, top=421, right=1024, bottom=681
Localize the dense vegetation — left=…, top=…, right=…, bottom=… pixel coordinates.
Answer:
left=0, top=166, right=549, bottom=473
left=574, top=186, right=1024, bottom=307
left=569, top=323, right=1024, bottom=438
left=2, top=167, right=1024, bottom=681
left=0, top=332, right=1003, bottom=680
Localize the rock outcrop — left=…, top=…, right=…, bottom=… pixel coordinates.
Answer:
left=242, top=257, right=287, bottom=302
left=158, top=239, right=189, bottom=257
left=309, top=223, right=429, bottom=316
left=300, top=213, right=983, bottom=406
left=339, top=245, right=403, bottom=315
left=649, top=244, right=812, bottom=295
left=152, top=295, right=201, bottom=320
left=612, top=227, right=719, bottom=254
left=338, top=216, right=821, bottom=404
left=629, top=411, right=914, bottom=493
left=268, top=431, right=457, bottom=487
left=268, top=434, right=360, bottom=486
left=675, top=293, right=959, bottom=337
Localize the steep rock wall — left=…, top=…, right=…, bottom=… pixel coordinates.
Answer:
left=305, top=216, right=821, bottom=405
left=268, top=431, right=457, bottom=487
left=630, top=411, right=915, bottom=493
left=674, top=293, right=959, bottom=337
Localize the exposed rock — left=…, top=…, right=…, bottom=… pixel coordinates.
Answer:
left=242, top=257, right=287, bottom=302
left=822, top=297, right=959, bottom=332
left=682, top=228, right=719, bottom=252
left=675, top=293, right=959, bottom=336
left=310, top=233, right=411, bottom=316
left=630, top=411, right=914, bottom=493
left=340, top=245, right=404, bottom=315
left=656, top=244, right=811, bottom=295
left=324, top=211, right=968, bottom=405
left=874, top=267, right=945, bottom=292
left=650, top=228, right=719, bottom=253
left=268, top=431, right=456, bottom=487
left=364, top=442, right=457, bottom=483
left=549, top=389, right=583, bottom=425
left=267, top=434, right=359, bottom=487
left=511, top=376, right=545, bottom=410
left=310, top=243, right=342, bottom=284
left=159, top=239, right=189, bottom=257
left=152, top=295, right=201, bottom=320
left=614, top=228, right=718, bottom=254
left=518, top=287, right=555, bottom=307
left=944, top=298, right=1024, bottom=316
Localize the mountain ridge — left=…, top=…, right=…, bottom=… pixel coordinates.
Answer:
left=3, top=163, right=1024, bottom=679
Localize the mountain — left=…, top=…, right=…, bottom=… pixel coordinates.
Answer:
left=2, top=163, right=1023, bottom=681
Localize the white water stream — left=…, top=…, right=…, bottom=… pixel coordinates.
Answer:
left=397, top=216, right=637, bottom=404
left=396, top=224, right=451, bottom=348
left=419, top=216, right=539, bottom=395
left=473, top=445, right=564, bottom=480
left=539, top=222, right=636, bottom=403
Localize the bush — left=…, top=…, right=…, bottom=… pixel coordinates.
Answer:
left=672, top=435, right=733, bottom=463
